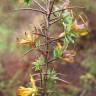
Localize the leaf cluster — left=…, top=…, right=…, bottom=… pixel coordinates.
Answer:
left=33, top=55, right=44, bottom=71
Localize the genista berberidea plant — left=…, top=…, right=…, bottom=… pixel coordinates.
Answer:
left=16, top=0, right=89, bottom=96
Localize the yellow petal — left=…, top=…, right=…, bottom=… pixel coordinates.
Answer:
left=17, top=39, right=30, bottom=44
left=25, top=32, right=32, bottom=41
left=17, top=31, right=39, bottom=46
left=65, top=51, right=76, bottom=57
left=17, top=86, right=32, bottom=96
left=32, top=94, right=35, bottom=96
left=59, top=32, right=65, bottom=38
left=56, top=42, right=62, bottom=50
left=29, top=75, right=36, bottom=89
left=62, top=57, right=74, bottom=63
left=79, top=31, right=88, bottom=36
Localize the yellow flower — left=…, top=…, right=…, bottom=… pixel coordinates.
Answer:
left=17, top=75, right=38, bottom=96
left=62, top=57, right=74, bottom=63
left=29, top=74, right=36, bottom=89
left=64, top=51, right=76, bottom=57
left=17, top=87, right=33, bottom=96
left=78, top=29, right=88, bottom=36
left=61, top=50, right=76, bottom=63
left=17, top=31, right=38, bottom=46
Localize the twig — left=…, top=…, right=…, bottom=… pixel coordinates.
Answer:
left=35, top=76, right=69, bottom=84
left=33, top=32, right=46, bottom=37
left=49, top=16, right=62, bottom=25
left=33, top=0, right=47, bottom=12
left=55, top=78, right=69, bottom=84
left=48, top=0, right=55, bottom=18
left=48, top=36, right=64, bottom=44
left=39, top=70, right=43, bottom=88
left=80, top=89, right=87, bottom=96
left=23, top=48, right=33, bottom=56
left=57, top=73, right=66, bottom=77
left=33, top=36, right=64, bottom=48
left=32, top=72, right=66, bottom=78
left=47, top=0, right=50, bottom=12
left=32, top=32, right=51, bottom=39
left=22, top=47, right=46, bottom=57
left=40, top=16, right=62, bottom=29
left=50, top=16, right=61, bottom=21
left=14, top=8, right=47, bottom=14
left=48, top=58, right=57, bottom=64
left=51, top=6, right=85, bottom=14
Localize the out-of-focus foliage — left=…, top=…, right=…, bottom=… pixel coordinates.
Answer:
left=0, top=25, right=12, bottom=52
left=71, top=0, right=96, bottom=11
left=81, top=45, right=96, bottom=75
left=17, top=75, right=38, bottom=96
left=0, top=70, right=22, bottom=96
left=24, top=0, right=31, bottom=4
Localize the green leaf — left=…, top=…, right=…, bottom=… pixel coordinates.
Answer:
left=67, top=35, right=75, bottom=44
left=53, top=47, right=62, bottom=58
left=47, top=69, right=57, bottom=89
left=70, top=32, right=79, bottom=38
left=62, top=11, right=72, bottom=24
left=0, top=42, right=7, bottom=50
left=48, top=69, right=57, bottom=80
left=64, top=35, right=70, bottom=45
left=65, top=24, right=71, bottom=32
left=32, top=55, right=44, bottom=71
left=24, top=0, right=32, bottom=4
left=36, top=40, right=41, bottom=48
left=53, top=6, right=61, bottom=17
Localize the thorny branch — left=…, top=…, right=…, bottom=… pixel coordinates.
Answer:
left=17, top=0, right=87, bottom=96
left=14, top=8, right=47, bottom=14
left=32, top=72, right=66, bottom=78
left=51, top=6, right=85, bottom=14
left=35, top=77, right=69, bottom=84
left=33, top=0, right=47, bottom=12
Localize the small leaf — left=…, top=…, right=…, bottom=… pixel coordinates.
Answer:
left=63, top=11, right=72, bottom=24
left=65, top=24, right=71, bottom=32
left=53, top=6, right=60, bottom=17
left=67, top=35, right=75, bottom=44
left=33, top=56, right=44, bottom=71
left=48, top=69, right=57, bottom=80
left=64, top=35, right=70, bottom=45
left=24, top=0, right=32, bottom=4
left=47, top=69, right=57, bottom=89
left=53, top=43, right=62, bottom=59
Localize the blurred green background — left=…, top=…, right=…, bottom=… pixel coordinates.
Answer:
left=0, top=0, right=96, bottom=96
